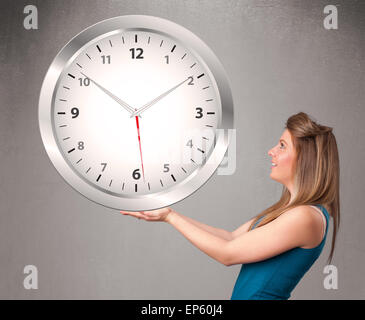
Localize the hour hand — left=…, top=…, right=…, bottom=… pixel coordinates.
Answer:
left=80, top=72, right=139, bottom=117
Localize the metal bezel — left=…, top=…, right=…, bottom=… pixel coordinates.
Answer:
left=38, top=15, right=234, bottom=211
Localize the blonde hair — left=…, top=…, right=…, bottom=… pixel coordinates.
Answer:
left=249, top=112, right=340, bottom=263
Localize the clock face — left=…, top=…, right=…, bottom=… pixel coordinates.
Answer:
left=39, top=15, right=233, bottom=211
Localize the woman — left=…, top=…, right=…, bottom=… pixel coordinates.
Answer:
left=121, top=112, right=340, bottom=300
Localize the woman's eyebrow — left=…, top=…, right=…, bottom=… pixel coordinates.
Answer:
left=280, top=139, right=287, bottom=144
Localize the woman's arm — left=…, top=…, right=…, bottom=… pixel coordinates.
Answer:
left=165, top=206, right=318, bottom=266
left=231, top=217, right=256, bottom=239
left=121, top=206, right=318, bottom=266
left=166, top=210, right=230, bottom=265
left=122, top=208, right=231, bottom=265
left=181, top=215, right=256, bottom=240
left=178, top=214, right=233, bottom=241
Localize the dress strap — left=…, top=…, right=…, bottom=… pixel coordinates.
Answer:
left=309, top=205, right=328, bottom=241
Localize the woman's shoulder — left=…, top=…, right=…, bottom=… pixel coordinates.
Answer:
left=280, top=205, right=326, bottom=248
left=281, top=205, right=325, bottom=225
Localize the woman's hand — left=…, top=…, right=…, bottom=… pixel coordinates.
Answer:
left=120, top=207, right=174, bottom=223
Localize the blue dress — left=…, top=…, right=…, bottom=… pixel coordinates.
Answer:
left=230, top=204, right=330, bottom=300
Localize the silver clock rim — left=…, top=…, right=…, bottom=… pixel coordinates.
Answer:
left=38, top=15, right=234, bottom=211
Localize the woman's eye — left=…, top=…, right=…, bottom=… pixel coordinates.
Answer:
left=280, top=143, right=285, bottom=149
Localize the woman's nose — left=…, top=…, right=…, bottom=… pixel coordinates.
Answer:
left=268, top=148, right=274, bottom=157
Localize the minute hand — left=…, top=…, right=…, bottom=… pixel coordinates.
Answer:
left=80, top=72, right=136, bottom=116
left=130, top=77, right=190, bottom=118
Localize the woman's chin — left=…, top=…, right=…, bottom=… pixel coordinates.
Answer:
left=269, top=171, right=278, bottom=181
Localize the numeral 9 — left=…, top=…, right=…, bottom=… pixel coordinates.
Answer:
left=71, top=107, right=79, bottom=118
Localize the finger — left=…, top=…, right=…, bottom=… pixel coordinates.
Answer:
left=120, top=211, right=160, bottom=222
left=134, top=212, right=147, bottom=220
left=120, top=211, right=145, bottom=219
left=120, top=210, right=143, bottom=215
left=120, top=211, right=135, bottom=216
left=142, top=211, right=155, bottom=216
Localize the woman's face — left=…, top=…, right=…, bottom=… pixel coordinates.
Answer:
left=268, top=129, right=297, bottom=189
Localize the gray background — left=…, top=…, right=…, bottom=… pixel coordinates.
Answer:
left=0, top=0, right=364, bottom=299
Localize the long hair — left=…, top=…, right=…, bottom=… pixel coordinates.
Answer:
left=248, top=112, right=340, bottom=263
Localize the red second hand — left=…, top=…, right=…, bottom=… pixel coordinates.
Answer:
left=135, top=115, right=145, bottom=182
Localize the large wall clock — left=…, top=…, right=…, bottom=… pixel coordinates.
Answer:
left=38, top=15, right=234, bottom=211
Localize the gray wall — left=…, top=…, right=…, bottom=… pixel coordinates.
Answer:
left=0, top=0, right=364, bottom=299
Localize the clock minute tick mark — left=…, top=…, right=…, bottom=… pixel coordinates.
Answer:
left=59, top=124, right=67, bottom=128
left=59, top=99, right=67, bottom=102
left=148, top=36, right=151, bottom=44
left=181, top=167, right=187, bottom=173
left=68, top=148, right=75, bottom=153
left=207, top=112, right=215, bottom=115
left=57, top=112, right=66, bottom=115
left=63, top=136, right=70, bottom=141
left=181, top=53, right=187, bottom=60
left=197, top=73, right=205, bottom=79
left=202, top=86, right=209, bottom=90
left=122, top=182, right=125, bottom=190
left=135, top=34, right=138, bottom=43
left=190, top=63, right=196, bottom=68
left=148, top=182, right=150, bottom=190
left=96, top=174, right=102, bottom=182
left=206, top=99, right=213, bottom=102
left=85, top=53, right=91, bottom=60
left=171, top=45, right=176, bottom=52
left=109, top=179, right=113, bottom=187
left=160, top=179, right=164, bottom=187
left=171, top=174, right=176, bottom=182
left=86, top=167, right=91, bottom=174
left=96, top=45, right=102, bottom=53
left=135, top=184, right=137, bottom=192
left=160, top=40, right=164, bottom=47
left=68, top=73, right=75, bottom=79
left=63, top=86, right=70, bottom=90
left=109, top=40, right=113, bottom=47
left=122, top=36, right=125, bottom=44
left=76, top=63, right=83, bottom=69
left=76, top=158, right=82, bottom=164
